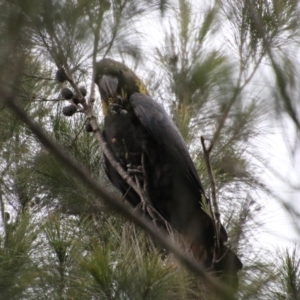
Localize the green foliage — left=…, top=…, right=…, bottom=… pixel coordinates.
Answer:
left=81, top=230, right=198, bottom=300
left=34, top=214, right=86, bottom=300
left=243, top=0, right=299, bottom=49
left=0, top=0, right=299, bottom=299
left=274, top=246, right=300, bottom=299
left=0, top=108, right=21, bottom=150
left=5, top=212, right=201, bottom=300
left=200, top=197, right=212, bottom=219
left=0, top=213, right=38, bottom=300
left=190, top=52, right=231, bottom=95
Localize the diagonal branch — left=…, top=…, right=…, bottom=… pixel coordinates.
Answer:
left=201, top=136, right=226, bottom=274
left=68, top=119, right=88, bottom=148
left=0, top=189, right=5, bottom=238
left=201, top=136, right=220, bottom=247
left=3, top=91, right=235, bottom=298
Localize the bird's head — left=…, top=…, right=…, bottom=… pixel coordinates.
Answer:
left=94, top=58, right=148, bottom=115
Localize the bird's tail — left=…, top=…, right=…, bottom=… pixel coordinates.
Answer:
left=191, top=241, right=243, bottom=291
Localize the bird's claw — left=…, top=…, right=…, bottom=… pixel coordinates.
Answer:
left=108, top=96, right=127, bottom=115
left=109, top=103, right=127, bottom=115
left=109, top=103, right=122, bottom=114
left=127, top=164, right=143, bottom=175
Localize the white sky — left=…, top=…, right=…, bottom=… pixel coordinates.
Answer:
left=258, top=121, right=300, bottom=248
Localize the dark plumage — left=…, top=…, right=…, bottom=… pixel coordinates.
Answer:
left=95, top=58, right=242, bottom=288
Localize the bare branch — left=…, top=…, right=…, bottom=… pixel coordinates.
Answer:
left=23, top=97, right=63, bottom=102
left=201, top=136, right=221, bottom=269
left=141, top=152, right=150, bottom=203
left=22, top=72, right=54, bottom=81
left=0, top=189, right=6, bottom=238
left=201, top=137, right=219, bottom=221
left=68, top=119, right=88, bottom=148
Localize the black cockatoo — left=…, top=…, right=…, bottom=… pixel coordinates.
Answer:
left=95, top=58, right=242, bottom=287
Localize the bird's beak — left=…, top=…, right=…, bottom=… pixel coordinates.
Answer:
left=98, top=75, right=119, bottom=101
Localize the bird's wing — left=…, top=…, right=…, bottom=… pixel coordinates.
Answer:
left=129, top=93, right=205, bottom=196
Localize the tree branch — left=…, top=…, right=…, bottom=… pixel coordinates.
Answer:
left=201, top=136, right=221, bottom=268
left=0, top=189, right=6, bottom=239
left=3, top=92, right=235, bottom=298
left=68, top=119, right=88, bottom=148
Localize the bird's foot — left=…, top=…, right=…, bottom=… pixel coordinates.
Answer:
left=135, top=202, right=148, bottom=217
left=109, top=102, right=122, bottom=114
left=108, top=97, right=127, bottom=115
left=126, top=164, right=143, bottom=176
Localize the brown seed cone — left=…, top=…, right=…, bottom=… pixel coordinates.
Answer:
left=62, top=105, right=77, bottom=117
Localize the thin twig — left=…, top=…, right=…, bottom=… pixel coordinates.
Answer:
left=24, top=98, right=63, bottom=102
left=121, top=186, right=132, bottom=202
left=22, top=72, right=54, bottom=81
left=36, top=27, right=60, bottom=67
left=68, top=119, right=88, bottom=148
left=201, top=136, right=221, bottom=269
left=207, top=90, right=239, bottom=154
left=98, top=134, right=141, bottom=196
left=0, top=189, right=6, bottom=238
left=134, top=174, right=144, bottom=202
left=141, top=152, right=150, bottom=203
